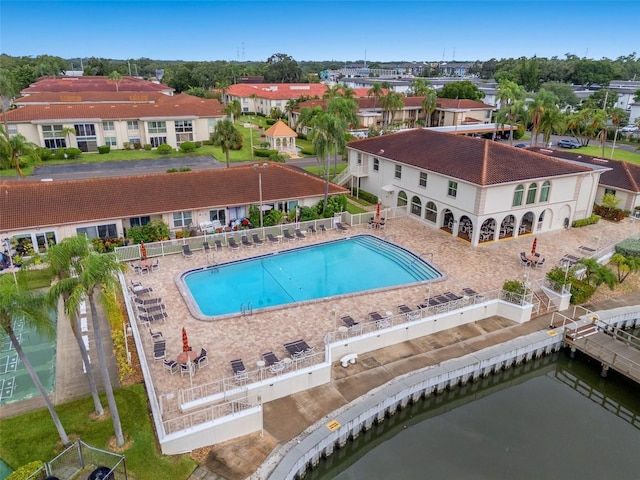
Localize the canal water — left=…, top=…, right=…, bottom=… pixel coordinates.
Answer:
left=308, top=350, right=640, bottom=479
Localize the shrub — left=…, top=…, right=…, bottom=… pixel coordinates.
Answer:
left=7, top=460, right=44, bottom=480
left=592, top=203, right=625, bottom=221
left=569, top=278, right=596, bottom=304
left=166, top=168, right=178, bottom=173
left=572, top=214, right=600, bottom=227
left=502, top=279, right=526, bottom=295
left=179, top=167, right=191, bottom=172
left=64, top=147, right=82, bottom=159
left=351, top=188, right=378, bottom=204
left=127, top=219, right=170, bottom=243
left=133, top=142, right=142, bottom=150
left=180, top=141, right=196, bottom=153
left=615, top=237, right=640, bottom=258
left=255, top=148, right=278, bottom=157
left=300, top=147, right=315, bottom=155
left=144, top=143, right=152, bottom=150
left=299, top=206, right=319, bottom=221
left=36, top=147, right=53, bottom=161
left=269, top=153, right=286, bottom=162
left=98, top=145, right=111, bottom=154
left=156, top=143, right=173, bottom=154
left=265, top=119, right=276, bottom=125
left=230, top=143, right=243, bottom=150
left=194, top=141, right=202, bottom=148
left=546, top=266, right=573, bottom=292
left=297, top=133, right=307, bottom=140
left=122, top=141, right=130, bottom=150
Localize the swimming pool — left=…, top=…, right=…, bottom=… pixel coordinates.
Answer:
left=180, top=234, right=443, bottom=319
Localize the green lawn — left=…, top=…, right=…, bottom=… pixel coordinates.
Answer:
left=577, top=144, right=640, bottom=164
left=303, top=163, right=347, bottom=178
left=0, top=384, right=197, bottom=479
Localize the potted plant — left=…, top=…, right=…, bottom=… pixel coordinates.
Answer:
left=12, top=255, right=23, bottom=267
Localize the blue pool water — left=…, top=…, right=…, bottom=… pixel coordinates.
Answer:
left=181, top=235, right=442, bottom=318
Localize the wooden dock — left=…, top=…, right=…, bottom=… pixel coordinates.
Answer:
left=564, top=326, right=640, bottom=383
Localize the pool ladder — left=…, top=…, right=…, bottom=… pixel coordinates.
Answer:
left=240, top=302, right=253, bottom=316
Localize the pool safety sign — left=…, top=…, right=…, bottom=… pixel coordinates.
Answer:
left=326, top=420, right=341, bottom=431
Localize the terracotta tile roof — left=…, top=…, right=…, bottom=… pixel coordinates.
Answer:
left=264, top=120, right=296, bottom=137
left=1, top=95, right=225, bottom=122
left=347, top=129, right=594, bottom=186
left=297, top=96, right=424, bottom=112
left=226, top=83, right=328, bottom=100
left=527, top=146, right=636, bottom=191
left=14, top=91, right=166, bottom=105
left=21, top=76, right=174, bottom=94
left=435, top=98, right=494, bottom=110
left=0, top=163, right=347, bottom=231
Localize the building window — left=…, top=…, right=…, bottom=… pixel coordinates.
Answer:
left=175, top=120, right=193, bottom=133
left=7, top=124, right=17, bottom=135
left=42, top=125, right=66, bottom=149
left=373, top=158, right=379, bottom=171
left=356, top=153, right=362, bottom=165
left=127, top=121, right=139, bottom=131
left=395, top=165, right=402, bottom=179
left=76, top=224, right=117, bottom=239
left=539, top=181, right=550, bottom=202
left=447, top=181, right=458, bottom=198
left=410, top=196, right=422, bottom=216
left=419, top=172, right=428, bottom=188
left=105, top=136, right=117, bottom=146
left=128, top=136, right=141, bottom=146
left=148, top=121, right=167, bottom=134
left=173, top=212, right=193, bottom=228
left=103, top=121, right=115, bottom=131
left=526, top=183, right=537, bottom=205
left=604, top=188, right=616, bottom=196
left=512, top=184, right=524, bottom=207
left=150, top=137, right=167, bottom=148
left=424, top=201, right=437, bottom=223
left=129, top=216, right=151, bottom=227
left=209, top=209, right=226, bottom=223
left=74, top=123, right=97, bottom=152
left=397, top=190, right=408, bottom=207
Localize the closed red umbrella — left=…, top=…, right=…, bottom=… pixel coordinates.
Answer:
left=531, top=237, right=537, bottom=256
left=182, top=327, right=190, bottom=352
left=376, top=201, right=381, bottom=219
left=140, top=242, right=147, bottom=260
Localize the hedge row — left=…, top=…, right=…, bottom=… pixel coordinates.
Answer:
left=572, top=214, right=600, bottom=228
left=351, top=188, right=378, bottom=204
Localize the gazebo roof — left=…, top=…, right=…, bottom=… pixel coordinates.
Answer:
left=264, top=120, right=296, bottom=138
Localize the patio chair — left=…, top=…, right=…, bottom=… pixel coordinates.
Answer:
left=150, top=259, right=160, bottom=272
left=228, top=237, right=240, bottom=250
left=163, top=359, right=178, bottom=374
left=182, top=244, right=194, bottom=259
left=398, top=304, right=420, bottom=321
left=284, top=340, right=305, bottom=357
left=203, top=241, right=211, bottom=252
left=294, top=228, right=306, bottom=240
left=230, top=359, right=247, bottom=381
left=462, top=288, right=478, bottom=297
left=308, top=225, right=317, bottom=234
left=153, top=340, right=166, bottom=360
left=252, top=234, right=264, bottom=246
left=267, top=234, right=280, bottom=244
left=368, top=311, right=384, bottom=321
left=535, top=257, right=546, bottom=268
left=195, top=348, right=208, bottom=369
left=341, top=315, right=359, bottom=327
left=180, top=362, right=194, bottom=377
left=262, top=351, right=280, bottom=367
left=283, top=229, right=296, bottom=241
left=319, top=224, right=327, bottom=233
left=214, top=239, right=223, bottom=250
left=241, top=235, right=253, bottom=248
left=335, top=222, right=349, bottom=231
left=149, top=329, right=163, bottom=341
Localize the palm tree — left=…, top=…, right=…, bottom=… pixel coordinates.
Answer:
left=48, top=243, right=127, bottom=446
left=45, top=236, right=104, bottom=416
left=0, top=125, right=41, bottom=177
left=0, top=71, right=15, bottom=134
left=421, top=89, right=437, bottom=127
left=367, top=82, right=384, bottom=112
left=496, top=80, right=526, bottom=144
left=608, top=107, right=626, bottom=159
left=380, top=90, right=404, bottom=128
left=528, top=90, right=558, bottom=146
left=538, top=107, right=566, bottom=146
left=61, top=126, right=75, bottom=149
left=410, top=78, right=432, bottom=97
left=108, top=71, right=123, bottom=92
left=223, top=99, right=242, bottom=123
left=0, top=274, right=70, bottom=446
left=327, top=96, right=358, bottom=174
left=311, top=112, right=346, bottom=211
left=211, top=119, right=242, bottom=168
left=577, top=258, right=617, bottom=290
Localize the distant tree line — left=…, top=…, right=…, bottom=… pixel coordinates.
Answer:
left=1, top=52, right=638, bottom=98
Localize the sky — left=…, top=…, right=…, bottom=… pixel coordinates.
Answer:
left=1, top=0, right=639, bottom=64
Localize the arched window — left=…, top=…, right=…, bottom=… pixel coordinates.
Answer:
left=512, top=184, right=524, bottom=207
left=410, top=196, right=422, bottom=216
left=539, top=181, right=550, bottom=202
left=424, top=201, right=437, bottom=223
left=526, top=183, right=537, bottom=205
left=397, top=190, right=408, bottom=207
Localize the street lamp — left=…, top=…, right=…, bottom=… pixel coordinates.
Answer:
left=253, top=163, right=268, bottom=228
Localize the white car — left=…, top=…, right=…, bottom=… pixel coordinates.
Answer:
left=620, top=125, right=639, bottom=132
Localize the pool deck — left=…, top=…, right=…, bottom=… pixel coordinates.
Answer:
left=2, top=215, right=640, bottom=478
